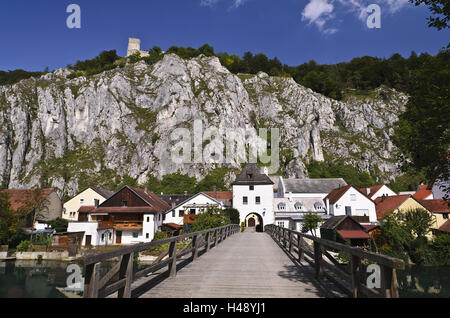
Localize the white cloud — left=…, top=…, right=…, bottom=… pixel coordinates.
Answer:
left=302, top=0, right=411, bottom=34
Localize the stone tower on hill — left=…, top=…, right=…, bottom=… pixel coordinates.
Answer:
left=126, top=38, right=149, bottom=58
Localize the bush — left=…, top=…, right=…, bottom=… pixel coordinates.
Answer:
left=17, top=240, right=31, bottom=252
left=47, top=218, right=68, bottom=233
left=224, top=208, right=240, bottom=225
left=190, top=207, right=230, bottom=232
left=241, top=222, right=245, bottom=232
left=432, top=234, right=450, bottom=265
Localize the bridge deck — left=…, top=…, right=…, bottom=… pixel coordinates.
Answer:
left=135, top=231, right=344, bottom=298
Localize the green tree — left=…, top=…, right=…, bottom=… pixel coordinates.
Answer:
left=224, top=208, right=240, bottom=225
left=0, top=192, right=26, bottom=247
left=432, top=234, right=450, bottom=265
left=393, top=50, right=449, bottom=192
left=403, top=208, right=435, bottom=239
left=47, top=218, right=69, bottom=233
left=190, top=207, right=230, bottom=232
left=301, top=213, right=323, bottom=237
left=410, top=0, right=450, bottom=31
left=379, top=211, right=413, bottom=252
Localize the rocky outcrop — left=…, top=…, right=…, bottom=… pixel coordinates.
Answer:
left=0, top=54, right=407, bottom=197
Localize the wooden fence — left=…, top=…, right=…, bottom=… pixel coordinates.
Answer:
left=265, top=224, right=405, bottom=298
left=81, top=224, right=240, bottom=298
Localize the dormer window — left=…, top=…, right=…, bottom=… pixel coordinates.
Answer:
left=278, top=203, right=286, bottom=211
left=314, top=202, right=325, bottom=211
left=123, top=201, right=128, bottom=207
left=294, top=202, right=304, bottom=211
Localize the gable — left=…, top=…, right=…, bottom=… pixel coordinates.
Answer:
left=100, top=187, right=149, bottom=208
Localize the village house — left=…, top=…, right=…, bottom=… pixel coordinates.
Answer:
left=413, top=184, right=434, bottom=200
left=418, top=199, right=450, bottom=232
left=232, top=164, right=275, bottom=231
left=62, top=187, right=114, bottom=221
left=320, top=215, right=372, bottom=247
left=68, top=186, right=170, bottom=247
left=1, top=188, right=62, bottom=229
left=359, top=184, right=397, bottom=200
left=375, top=194, right=436, bottom=238
left=324, top=185, right=378, bottom=224
left=273, top=197, right=330, bottom=235
left=163, top=192, right=225, bottom=227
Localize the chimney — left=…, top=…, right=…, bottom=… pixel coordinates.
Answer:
left=326, top=198, right=330, bottom=215
left=264, top=167, right=269, bottom=176
left=381, top=194, right=386, bottom=202
left=213, top=186, right=217, bottom=199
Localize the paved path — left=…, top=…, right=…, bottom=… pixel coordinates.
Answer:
left=136, top=231, right=343, bottom=298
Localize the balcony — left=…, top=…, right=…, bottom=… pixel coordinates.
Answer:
left=98, top=221, right=114, bottom=229
left=113, top=221, right=143, bottom=231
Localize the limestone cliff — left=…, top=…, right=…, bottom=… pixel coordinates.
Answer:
left=0, top=54, right=407, bottom=197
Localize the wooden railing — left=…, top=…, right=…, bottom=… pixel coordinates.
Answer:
left=265, top=225, right=405, bottom=298
left=81, top=224, right=240, bottom=298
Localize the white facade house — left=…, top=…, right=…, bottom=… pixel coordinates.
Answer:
left=67, top=222, right=114, bottom=247
left=163, top=193, right=224, bottom=226
left=359, top=185, right=397, bottom=200
left=232, top=164, right=275, bottom=230
left=63, top=188, right=114, bottom=221
left=273, top=197, right=329, bottom=236
left=325, top=185, right=377, bottom=224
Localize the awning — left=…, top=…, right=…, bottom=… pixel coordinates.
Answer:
left=337, top=230, right=370, bottom=239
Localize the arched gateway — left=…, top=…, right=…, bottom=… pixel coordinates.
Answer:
left=245, top=213, right=264, bottom=232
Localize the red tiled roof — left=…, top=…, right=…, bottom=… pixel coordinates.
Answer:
left=375, top=195, right=411, bottom=219
left=363, top=224, right=380, bottom=232
left=1, top=188, right=55, bottom=213
left=419, top=199, right=450, bottom=213
left=337, top=230, right=371, bottom=239
left=439, top=220, right=450, bottom=233
left=413, top=189, right=433, bottom=200
left=92, top=206, right=158, bottom=214
left=78, top=206, right=95, bottom=213
left=204, top=191, right=233, bottom=200
left=325, top=184, right=353, bottom=204
left=418, top=184, right=430, bottom=191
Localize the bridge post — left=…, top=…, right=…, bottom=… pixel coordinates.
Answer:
left=118, top=252, right=133, bottom=298
left=380, top=265, right=399, bottom=298
left=313, top=242, right=323, bottom=280
left=192, top=235, right=199, bottom=260
left=297, top=235, right=304, bottom=262
left=288, top=231, right=293, bottom=253
left=206, top=231, right=211, bottom=252
left=350, top=255, right=361, bottom=298
left=83, top=262, right=100, bottom=298
left=168, top=240, right=178, bottom=278
left=215, top=229, right=219, bottom=246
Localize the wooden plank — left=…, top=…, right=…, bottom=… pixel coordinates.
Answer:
left=99, top=278, right=127, bottom=298
left=314, top=242, right=323, bottom=280
left=134, top=258, right=172, bottom=280
left=168, top=241, right=178, bottom=278
left=192, top=235, right=199, bottom=260
left=83, top=263, right=100, bottom=298
left=206, top=232, right=211, bottom=252
left=118, top=253, right=133, bottom=298
left=350, top=255, right=361, bottom=298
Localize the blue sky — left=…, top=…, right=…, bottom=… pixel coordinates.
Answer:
left=0, top=0, right=448, bottom=71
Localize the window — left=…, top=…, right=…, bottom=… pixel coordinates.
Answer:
left=190, top=209, right=196, bottom=215
left=277, top=221, right=285, bottom=228
left=314, top=202, right=325, bottom=211
left=133, top=232, right=139, bottom=238
left=243, top=197, right=248, bottom=205
left=350, top=194, right=357, bottom=201
left=294, top=202, right=304, bottom=211
left=249, top=186, right=254, bottom=191
left=255, top=197, right=261, bottom=205
left=80, top=199, right=84, bottom=205
left=101, top=234, right=105, bottom=241
left=109, top=233, right=112, bottom=240
left=146, top=233, right=150, bottom=239
left=172, top=210, right=175, bottom=217
left=122, top=201, right=128, bottom=207
left=179, top=210, right=185, bottom=217
left=278, top=203, right=286, bottom=211
left=247, top=174, right=253, bottom=180
left=444, top=213, right=449, bottom=220
left=147, top=217, right=150, bottom=223
left=345, top=206, right=352, bottom=216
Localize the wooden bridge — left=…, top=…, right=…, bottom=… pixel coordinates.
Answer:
left=80, top=224, right=405, bottom=298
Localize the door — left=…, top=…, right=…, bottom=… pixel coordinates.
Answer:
left=248, top=217, right=256, bottom=227
left=116, top=231, right=122, bottom=244
left=85, top=235, right=92, bottom=247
